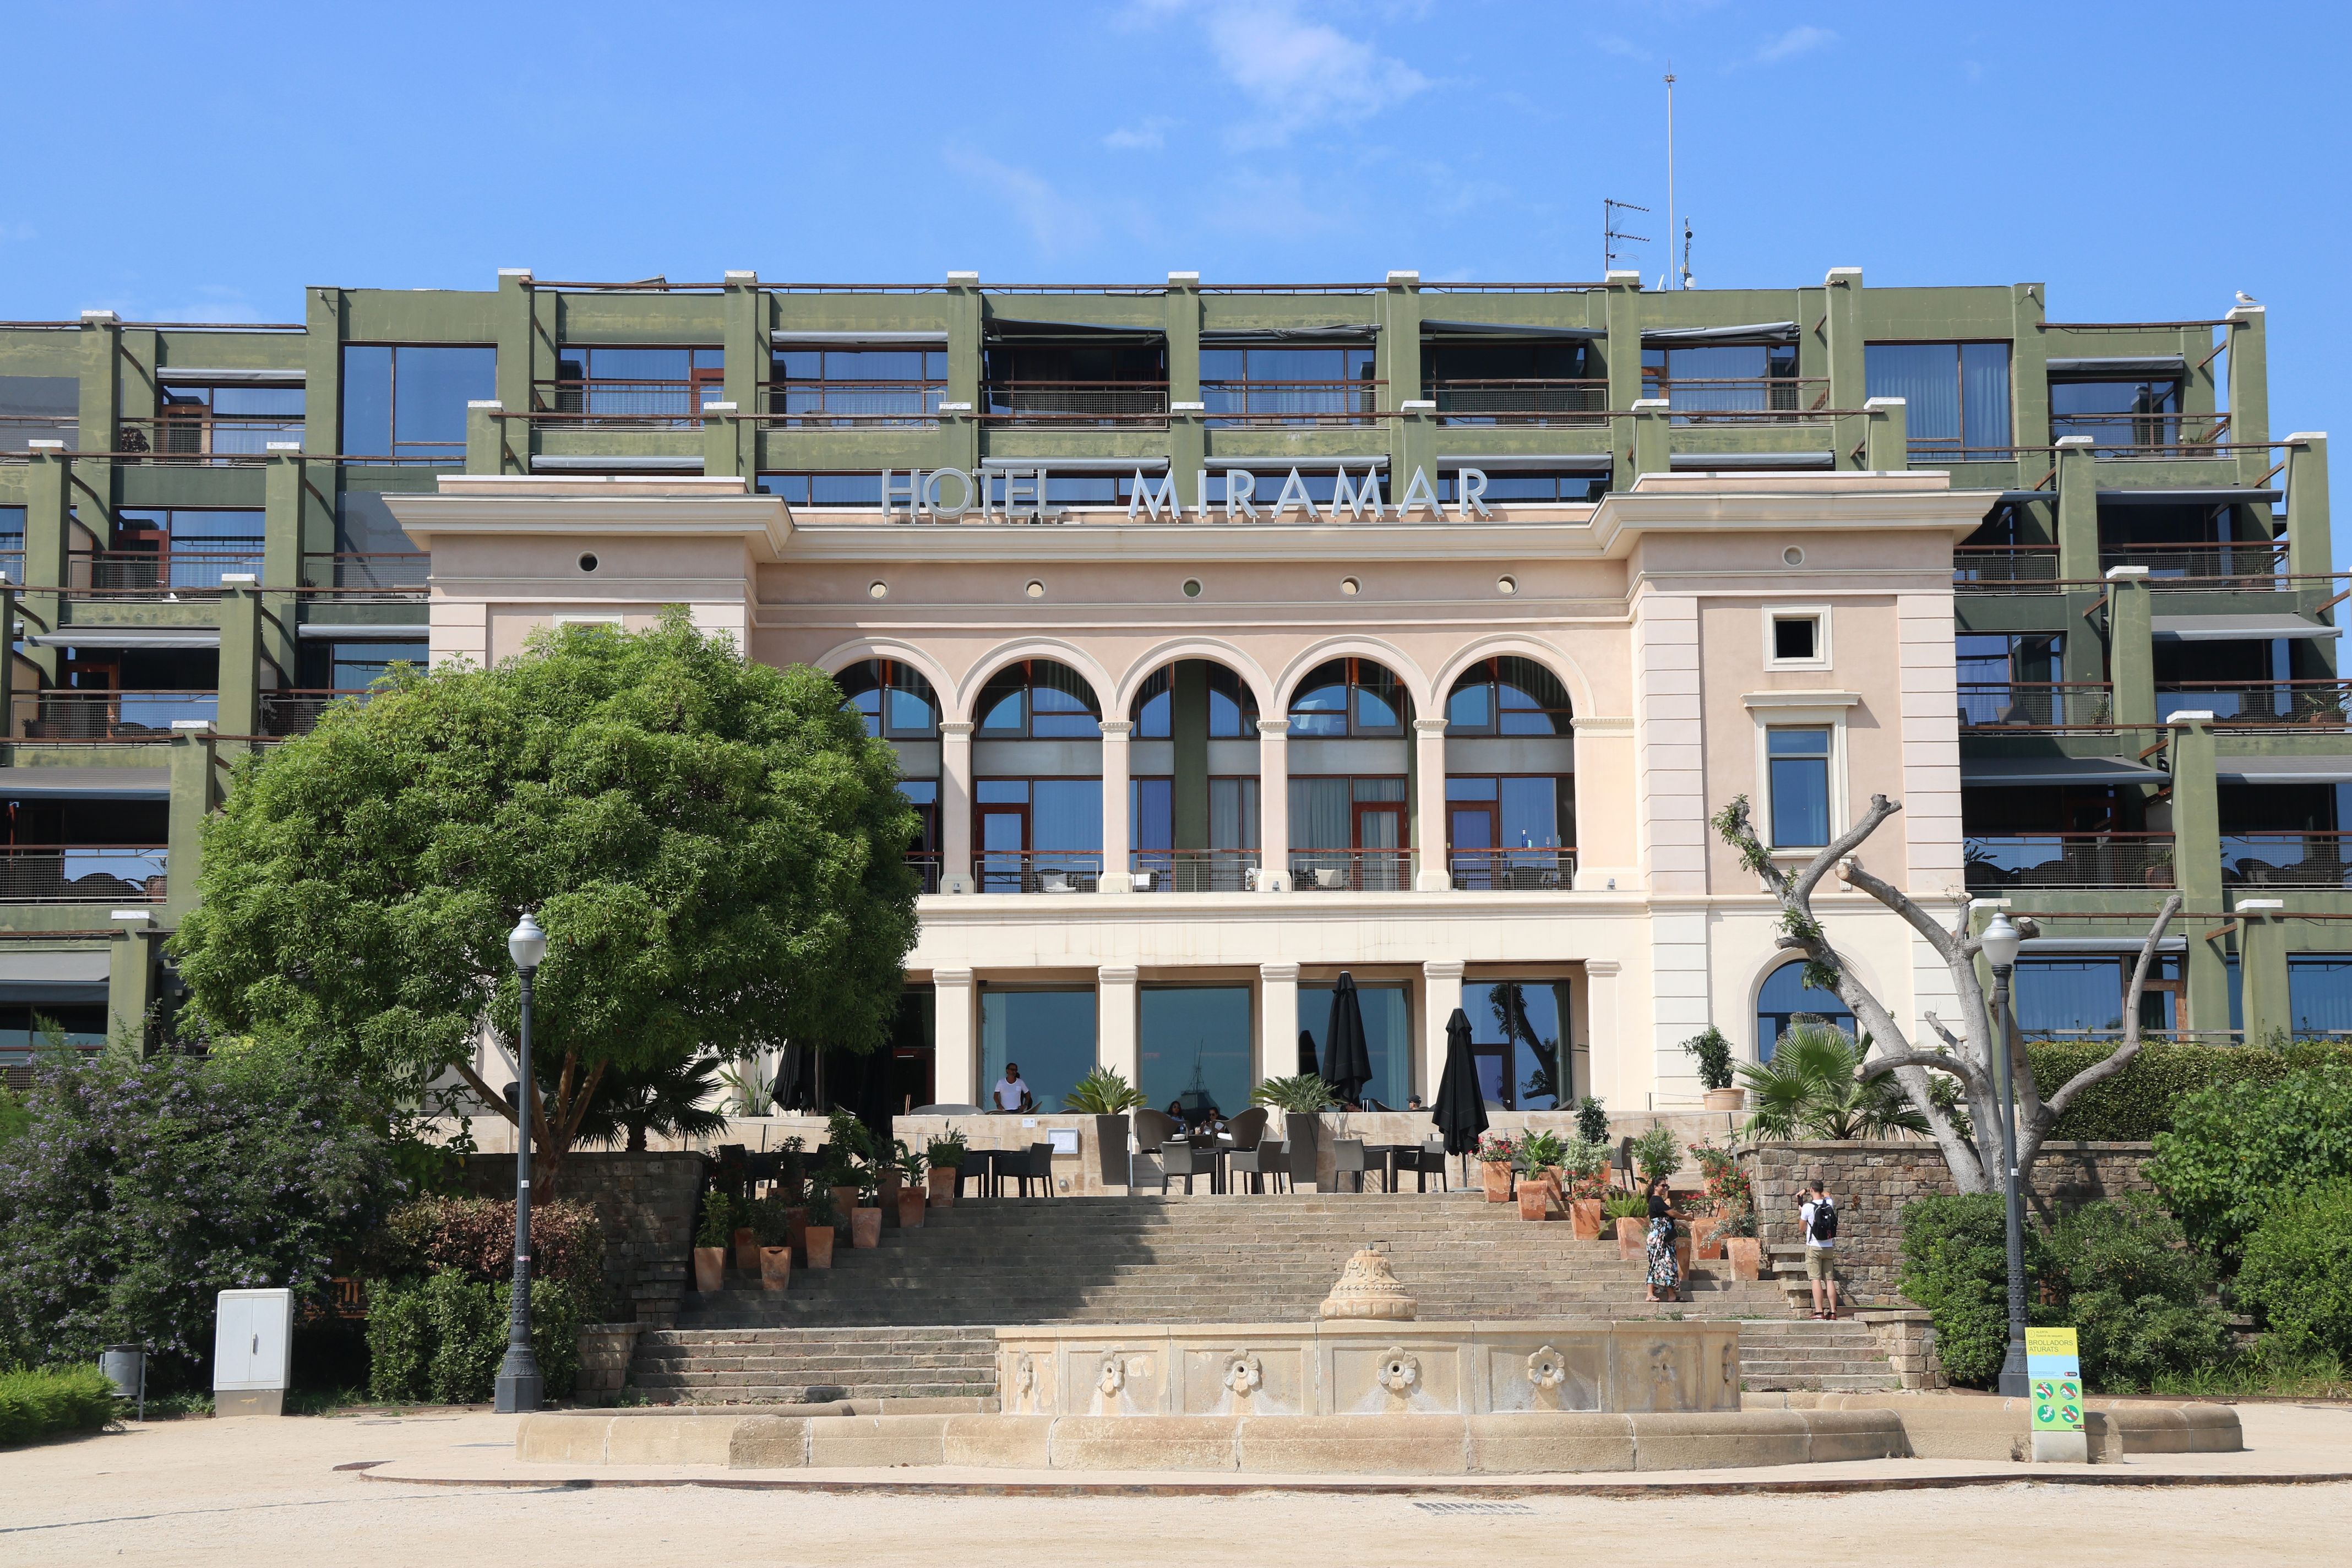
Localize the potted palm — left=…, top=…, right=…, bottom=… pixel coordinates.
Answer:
left=850, top=1171, right=884, bottom=1249
left=1562, top=1136, right=1611, bottom=1239
left=1064, top=1066, right=1146, bottom=1190
left=892, top=1142, right=928, bottom=1230
left=1680, top=1025, right=1744, bottom=1110
left=692, top=1190, right=732, bottom=1293
left=1474, top=1130, right=1518, bottom=1203
left=925, top=1131, right=967, bottom=1207
left=752, top=1197, right=793, bottom=1292
left=1251, top=1073, right=1333, bottom=1191
left=802, top=1184, right=839, bottom=1269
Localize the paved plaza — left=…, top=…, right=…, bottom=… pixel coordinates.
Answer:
left=4, top=1404, right=2347, bottom=1566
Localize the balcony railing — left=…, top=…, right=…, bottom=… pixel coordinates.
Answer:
left=2158, top=680, right=2352, bottom=728
left=25, top=690, right=219, bottom=739
left=115, top=414, right=304, bottom=460
left=1646, top=378, right=1826, bottom=420
left=301, top=552, right=430, bottom=594
left=1202, top=382, right=1384, bottom=424
left=1128, top=849, right=1261, bottom=892
left=760, top=382, right=945, bottom=427
left=976, top=849, right=1102, bottom=894
left=1954, top=545, right=2060, bottom=588
left=2052, top=411, right=2230, bottom=456
left=0, top=845, right=168, bottom=903
left=1, top=414, right=77, bottom=450
left=1964, top=833, right=2175, bottom=890
left=1425, top=379, right=1608, bottom=425
left=263, top=689, right=376, bottom=737
left=533, top=378, right=718, bottom=425
left=1448, top=848, right=1576, bottom=891
left=984, top=382, right=1168, bottom=424
left=2101, top=541, right=2289, bottom=586
left=1289, top=848, right=1415, bottom=892
left=2223, top=832, right=2352, bottom=889
left=906, top=851, right=942, bottom=894
left=70, top=549, right=264, bottom=593
left=1958, top=682, right=2113, bottom=728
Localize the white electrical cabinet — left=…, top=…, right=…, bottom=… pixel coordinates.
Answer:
left=213, top=1288, right=293, bottom=1417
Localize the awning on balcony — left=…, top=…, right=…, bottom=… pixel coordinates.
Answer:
left=296, top=622, right=427, bottom=639
left=985, top=317, right=1163, bottom=339
left=2047, top=356, right=2188, bottom=379
left=2096, top=488, right=2282, bottom=507
left=153, top=366, right=306, bottom=386
left=2215, top=754, right=2352, bottom=785
left=1419, top=319, right=1604, bottom=340
left=1668, top=450, right=1833, bottom=470
left=2152, top=614, right=2339, bottom=641
left=979, top=456, right=1167, bottom=472
left=27, top=628, right=219, bottom=650
left=530, top=455, right=705, bottom=473
left=0, top=948, right=112, bottom=1005
left=1962, top=756, right=2167, bottom=786
left=1202, top=455, right=1387, bottom=470
left=0, top=767, right=172, bottom=799
left=1436, top=453, right=1613, bottom=472
left=1641, top=321, right=1799, bottom=345
left=769, top=331, right=948, bottom=345
left=1200, top=326, right=1378, bottom=342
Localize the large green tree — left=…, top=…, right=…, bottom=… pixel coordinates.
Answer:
left=172, top=611, right=919, bottom=1189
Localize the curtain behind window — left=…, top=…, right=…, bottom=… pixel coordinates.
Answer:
left=1290, top=777, right=1350, bottom=848
left=1865, top=344, right=1959, bottom=443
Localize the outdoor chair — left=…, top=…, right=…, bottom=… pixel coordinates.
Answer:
left=957, top=1148, right=993, bottom=1200
left=1159, top=1139, right=1211, bottom=1195
left=1225, top=1107, right=1270, bottom=1151
left=1131, top=1109, right=1182, bottom=1149
left=1401, top=1137, right=1450, bottom=1193
left=997, top=1142, right=1057, bottom=1197
left=1331, top=1138, right=1368, bottom=1194
left=1231, top=1139, right=1287, bottom=1194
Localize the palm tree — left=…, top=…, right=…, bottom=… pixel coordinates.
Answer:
left=569, top=1053, right=732, bottom=1152
left=1736, top=1024, right=1931, bottom=1141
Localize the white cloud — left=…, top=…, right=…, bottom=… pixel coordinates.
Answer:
left=1192, top=2, right=1430, bottom=149
left=941, top=148, right=1099, bottom=255
left=1103, top=117, right=1174, bottom=151
left=1750, top=25, right=1835, bottom=66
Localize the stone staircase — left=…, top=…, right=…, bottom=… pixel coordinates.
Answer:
left=630, top=1194, right=1901, bottom=1401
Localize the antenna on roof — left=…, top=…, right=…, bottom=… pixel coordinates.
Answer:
left=1663, top=66, right=1678, bottom=290
left=1604, top=199, right=1651, bottom=275
left=1681, top=216, right=1695, bottom=291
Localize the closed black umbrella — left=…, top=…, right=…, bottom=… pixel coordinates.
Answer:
left=1433, top=1006, right=1489, bottom=1164
left=1322, top=972, right=1373, bottom=1108
left=1297, top=1028, right=1320, bottom=1080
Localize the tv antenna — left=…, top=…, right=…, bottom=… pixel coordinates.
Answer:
left=1680, top=216, right=1695, bottom=291
left=1603, top=199, right=1650, bottom=274
left=1663, top=66, right=1678, bottom=289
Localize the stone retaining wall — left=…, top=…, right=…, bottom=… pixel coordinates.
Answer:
left=458, top=1152, right=706, bottom=1329
left=1745, top=1140, right=2155, bottom=1304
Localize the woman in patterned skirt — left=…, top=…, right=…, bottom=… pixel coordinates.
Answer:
left=1643, top=1177, right=1685, bottom=1303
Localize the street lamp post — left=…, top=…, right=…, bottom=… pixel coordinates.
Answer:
left=1979, top=910, right=2030, bottom=1398
left=494, top=911, right=548, bottom=1415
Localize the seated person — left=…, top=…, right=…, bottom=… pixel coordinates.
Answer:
left=993, top=1063, right=1034, bottom=1113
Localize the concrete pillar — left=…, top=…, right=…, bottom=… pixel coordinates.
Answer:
left=78, top=311, right=122, bottom=452
left=108, top=925, right=160, bottom=1052
left=0, top=585, right=15, bottom=740
left=2166, top=715, right=2230, bottom=1036
left=1258, top=962, right=1298, bottom=1086
left=1630, top=399, right=1670, bottom=477
left=1166, top=272, right=1201, bottom=404
left=465, top=399, right=509, bottom=476
left=722, top=270, right=765, bottom=410
left=1583, top=958, right=1621, bottom=1111
left=1420, top=959, right=1464, bottom=1106
left=1864, top=396, right=1909, bottom=471
left=263, top=445, right=306, bottom=590
left=1413, top=716, right=1450, bottom=890
left=303, top=287, right=346, bottom=456
left=1098, top=719, right=1133, bottom=892
left=494, top=269, right=535, bottom=413
left=939, top=720, right=974, bottom=893
left=165, top=728, right=219, bottom=924
left=1604, top=271, right=1644, bottom=492
left=2055, top=435, right=2101, bottom=585
left=1098, top=965, right=1139, bottom=1090
left=2010, top=283, right=2050, bottom=453
left=946, top=271, right=983, bottom=414
left=1256, top=717, right=1291, bottom=891
left=2106, top=565, right=2154, bottom=727
left=2225, top=304, right=2268, bottom=466
left=700, top=402, right=744, bottom=480
left=216, top=583, right=264, bottom=738
left=2235, top=900, right=2289, bottom=1045
left=2285, top=433, right=2331, bottom=585
left=1394, top=402, right=1437, bottom=504
left=17, top=446, right=67, bottom=686
left=1170, top=405, right=1206, bottom=513
left=1172, top=662, right=1208, bottom=856
left=932, top=967, right=976, bottom=1106
left=1822, top=266, right=1865, bottom=409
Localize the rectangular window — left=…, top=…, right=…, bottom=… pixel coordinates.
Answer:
left=1772, top=616, right=1816, bottom=662
left=756, top=472, right=884, bottom=508
left=151, top=381, right=304, bottom=456
left=979, top=988, right=1096, bottom=1111
left=103, top=509, right=266, bottom=591
left=1956, top=633, right=2065, bottom=726
left=0, top=504, right=23, bottom=585
left=0, top=374, right=78, bottom=450
left=1436, top=470, right=1607, bottom=504
left=1767, top=727, right=1832, bottom=847
left=1865, top=342, right=2012, bottom=454
left=1463, top=979, right=1570, bottom=1109
left=2289, top=954, right=2352, bottom=1037
left=1200, top=344, right=1377, bottom=423
left=773, top=346, right=947, bottom=425
left=2051, top=377, right=2187, bottom=451
left=2016, top=956, right=2182, bottom=1038
left=1300, top=980, right=1412, bottom=1109
left=340, top=345, right=496, bottom=459
left=1642, top=342, right=1801, bottom=414
left=1139, top=986, right=1253, bottom=1122
left=548, top=346, right=722, bottom=420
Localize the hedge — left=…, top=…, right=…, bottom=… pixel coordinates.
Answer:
left=366, top=1272, right=582, bottom=1404
left=2235, top=1181, right=2352, bottom=1360
left=2027, top=1040, right=2352, bottom=1143
left=2147, top=1062, right=2352, bottom=1258
left=0, top=1364, right=116, bottom=1446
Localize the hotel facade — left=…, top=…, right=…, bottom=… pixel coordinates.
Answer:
left=0, top=268, right=2338, bottom=1119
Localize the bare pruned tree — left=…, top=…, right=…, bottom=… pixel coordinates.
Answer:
left=1711, top=792, right=2181, bottom=1194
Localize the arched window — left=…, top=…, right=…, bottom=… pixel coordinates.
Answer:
left=1131, top=662, right=1258, bottom=739
left=1755, top=962, right=1856, bottom=1063
left=834, top=658, right=939, bottom=739
left=976, top=659, right=1101, bottom=739
left=1288, top=657, right=1407, bottom=738
left=1446, top=656, right=1572, bottom=736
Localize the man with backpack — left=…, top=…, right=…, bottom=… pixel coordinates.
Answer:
left=1799, top=1179, right=1841, bottom=1319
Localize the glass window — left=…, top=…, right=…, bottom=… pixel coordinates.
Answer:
left=1767, top=727, right=1832, bottom=847
left=979, top=988, right=1096, bottom=1110
left=152, top=382, right=304, bottom=455
left=772, top=347, right=946, bottom=424
left=1641, top=342, right=1800, bottom=413
left=1288, top=658, right=1407, bottom=737
left=329, top=641, right=425, bottom=689
left=1954, top=633, right=2064, bottom=726
left=0, top=1003, right=108, bottom=1066
left=341, top=345, right=495, bottom=458
left=1131, top=663, right=1259, bottom=739
left=1200, top=344, right=1377, bottom=421
left=2289, top=955, right=2352, bottom=1036
left=1446, top=657, right=1571, bottom=736
left=104, top=509, right=266, bottom=590
left=756, top=472, right=887, bottom=507
left=549, top=346, right=722, bottom=417
left=1755, top=963, right=1855, bottom=1061
left=1300, top=980, right=1411, bottom=1109
left=975, top=660, right=1102, bottom=739
left=834, top=658, right=939, bottom=738
left=0, top=504, right=23, bottom=582
left=0, top=374, right=78, bottom=450
left=2015, top=956, right=2182, bottom=1038
left=1140, top=987, right=1252, bottom=1121
left=1438, top=470, right=1607, bottom=503
left=1131, top=777, right=1173, bottom=851
left=2051, top=377, right=2187, bottom=450
left=1465, top=979, right=1569, bottom=1108
left=1865, top=342, right=2012, bottom=453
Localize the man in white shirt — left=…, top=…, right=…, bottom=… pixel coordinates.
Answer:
left=1799, top=1179, right=1839, bottom=1319
left=992, top=1063, right=1031, bottom=1113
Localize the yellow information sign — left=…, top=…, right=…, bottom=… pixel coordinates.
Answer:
left=2025, top=1327, right=2082, bottom=1433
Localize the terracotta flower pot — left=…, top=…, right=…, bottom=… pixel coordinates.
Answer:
left=831, top=1184, right=859, bottom=1216
left=927, top=1167, right=957, bottom=1207
left=1703, top=1087, right=1746, bottom=1111
left=1570, top=1198, right=1604, bottom=1241
left=759, top=1245, right=792, bottom=1292
left=692, top=1245, right=726, bottom=1293
left=851, top=1206, right=883, bottom=1248
left=1673, top=1229, right=1693, bottom=1287
left=1480, top=1161, right=1515, bottom=1203
left=1517, top=1182, right=1551, bottom=1221
left=733, top=1227, right=759, bottom=1276
left=1690, top=1216, right=1723, bottom=1260
left=896, top=1189, right=927, bottom=1229
left=804, top=1226, right=835, bottom=1269
left=1615, top=1216, right=1645, bottom=1261
left=1725, top=1237, right=1762, bottom=1281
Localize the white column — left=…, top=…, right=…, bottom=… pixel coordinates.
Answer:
left=1414, top=716, right=1451, bottom=890
left=1257, top=717, right=1290, bottom=891
left=933, top=967, right=976, bottom=1106
left=1098, top=965, right=1139, bottom=1090
left=1583, top=959, right=1620, bottom=1114
left=1098, top=718, right=1133, bottom=892
left=940, top=720, right=974, bottom=894
left=1259, top=962, right=1299, bottom=1085
left=1421, top=959, right=1464, bottom=1105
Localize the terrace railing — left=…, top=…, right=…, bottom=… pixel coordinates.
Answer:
left=0, top=845, right=168, bottom=903
left=263, top=689, right=376, bottom=737
left=1202, top=381, right=1385, bottom=424
left=2051, top=411, right=2231, bottom=456
left=976, top=849, right=1103, bottom=894
left=985, top=382, right=1168, bottom=424
left=1448, top=848, right=1576, bottom=891
left=1953, top=545, right=2061, bottom=588
left=2101, top=541, right=2289, bottom=586
left=70, top=549, right=264, bottom=593
left=301, top=552, right=431, bottom=594
left=761, top=382, right=946, bottom=426
left=115, top=414, right=304, bottom=460
left=1646, top=377, right=1827, bottom=418
left=1958, top=682, right=2114, bottom=728
left=1964, top=833, right=2175, bottom=890
left=25, top=690, right=219, bottom=739
left=2222, top=832, right=2352, bottom=889
left=535, top=378, right=720, bottom=426
left=2158, top=680, right=2352, bottom=728
left=1289, top=847, right=1415, bottom=892
left=1425, top=379, right=1609, bottom=425
left=1128, top=849, right=1261, bottom=892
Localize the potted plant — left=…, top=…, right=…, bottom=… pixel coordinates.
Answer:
left=1629, top=1125, right=1684, bottom=1186
left=1251, top=1073, right=1332, bottom=1191
left=1680, top=1025, right=1744, bottom=1110
left=1064, top=1065, right=1145, bottom=1189
left=1689, top=1142, right=1749, bottom=1261
left=892, top=1142, right=928, bottom=1230
left=818, top=1154, right=860, bottom=1222
left=1561, top=1136, right=1612, bottom=1239
left=850, top=1172, right=884, bottom=1249
left=1718, top=1201, right=1762, bottom=1281
left=1515, top=1129, right=1566, bottom=1220
left=1574, top=1095, right=1609, bottom=1144
left=692, top=1190, right=732, bottom=1293
left=1604, top=1190, right=1649, bottom=1260
left=751, top=1197, right=793, bottom=1292
left=925, top=1131, right=967, bottom=1207
left=802, top=1184, right=839, bottom=1269
left=1474, top=1130, right=1518, bottom=1203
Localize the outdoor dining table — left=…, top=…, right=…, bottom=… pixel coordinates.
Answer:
left=1362, top=1143, right=1422, bottom=1194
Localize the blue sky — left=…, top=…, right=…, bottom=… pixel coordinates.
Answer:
left=3, top=1, right=2346, bottom=456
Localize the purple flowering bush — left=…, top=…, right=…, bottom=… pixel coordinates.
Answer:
left=0, top=1052, right=395, bottom=1387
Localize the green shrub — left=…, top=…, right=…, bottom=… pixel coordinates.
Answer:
left=374, top=1196, right=606, bottom=1311
left=1629, top=1125, right=1683, bottom=1182
left=2044, top=1195, right=2232, bottom=1391
left=2235, top=1180, right=2352, bottom=1362
left=2147, top=1062, right=2352, bottom=1259
left=0, top=1364, right=117, bottom=1445
left=1574, top=1097, right=1609, bottom=1144
left=1898, top=1193, right=2052, bottom=1388
left=365, top=1271, right=580, bottom=1404
left=2027, top=1040, right=2352, bottom=1142
left=0, top=1084, right=28, bottom=1147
